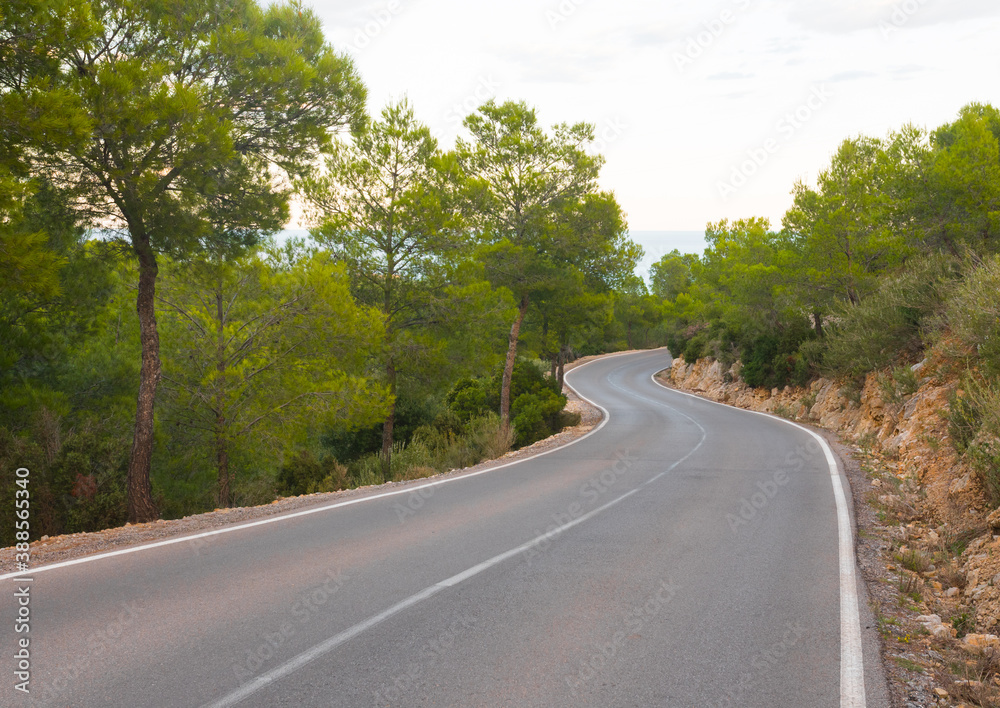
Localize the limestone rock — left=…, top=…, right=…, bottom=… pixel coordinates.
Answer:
left=962, top=633, right=1000, bottom=653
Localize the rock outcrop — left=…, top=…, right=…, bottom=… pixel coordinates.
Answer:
left=664, top=355, right=1000, bottom=634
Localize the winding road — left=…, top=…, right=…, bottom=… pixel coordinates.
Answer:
left=2, top=349, right=889, bottom=707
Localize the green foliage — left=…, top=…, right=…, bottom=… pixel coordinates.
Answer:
left=0, top=407, right=132, bottom=545
left=878, top=366, right=921, bottom=405
left=456, top=99, right=637, bottom=423
left=923, top=104, right=1000, bottom=255
left=346, top=413, right=515, bottom=487
left=821, top=256, right=954, bottom=377
left=943, top=254, right=1000, bottom=374
left=511, top=387, right=566, bottom=446
left=412, top=413, right=515, bottom=472
left=157, top=246, right=387, bottom=506
left=783, top=136, right=911, bottom=311
left=276, top=451, right=350, bottom=497
left=952, top=612, right=976, bottom=639
left=895, top=548, right=931, bottom=573
left=0, top=4, right=653, bottom=541
left=738, top=321, right=815, bottom=389
left=300, top=99, right=509, bottom=472
left=448, top=359, right=568, bottom=447
left=608, top=276, right=662, bottom=351
left=948, top=386, right=981, bottom=454
left=321, top=394, right=437, bottom=465
left=650, top=249, right=697, bottom=300
left=8, top=0, right=371, bottom=522
left=657, top=104, right=1000, bottom=404
left=948, top=377, right=1000, bottom=504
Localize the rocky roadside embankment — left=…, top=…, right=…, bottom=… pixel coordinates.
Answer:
left=662, top=355, right=1000, bottom=708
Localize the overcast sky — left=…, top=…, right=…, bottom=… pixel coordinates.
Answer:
left=301, top=0, right=1000, bottom=232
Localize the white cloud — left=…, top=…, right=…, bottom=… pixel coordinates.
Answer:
left=302, top=0, right=1000, bottom=231
left=781, top=0, right=1000, bottom=34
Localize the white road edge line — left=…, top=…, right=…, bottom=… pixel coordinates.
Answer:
left=650, top=369, right=866, bottom=708
left=0, top=350, right=640, bottom=581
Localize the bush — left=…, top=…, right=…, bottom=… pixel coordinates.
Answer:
left=276, top=451, right=349, bottom=497
left=948, top=387, right=982, bottom=454
left=739, top=320, right=814, bottom=389
left=947, top=377, right=1000, bottom=504
left=348, top=436, right=435, bottom=488
left=682, top=332, right=711, bottom=362
left=447, top=359, right=567, bottom=448
left=943, top=254, right=1000, bottom=375
left=322, top=394, right=438, bottom=464
left=878, top=366, right=922, bottom=405
left=512, top=387, right=565, bottom=446
left=823, top=257, right=955, bottom=377
left=0, top=405, right=133, bottom=545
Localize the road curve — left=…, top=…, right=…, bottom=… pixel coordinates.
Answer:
left=2, top=349, right=889, bottom=707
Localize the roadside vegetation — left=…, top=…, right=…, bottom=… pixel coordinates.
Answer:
left=0, top=0, right=660, bottom=544
left=653, top=103, right=1000, bottom=503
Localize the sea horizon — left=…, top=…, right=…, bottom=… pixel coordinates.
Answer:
left=276, top=229, right=706, bottom=282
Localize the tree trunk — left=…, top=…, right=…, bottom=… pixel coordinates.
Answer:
left=216, top=424, right=230, bottom=508
left=381, top=359, right=396, bottom=479
left=557, top=346, right=568, bottom=389
left=500, top=295, right=529, bottom=429
left=812, top=311, right=824, bottom=338
left=215, top=287, right=230, bottom=508
left=126, top=241, right=161, bottom=523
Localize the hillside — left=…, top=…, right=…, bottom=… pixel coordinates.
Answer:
left=663, top=351, right=1000, bottom=706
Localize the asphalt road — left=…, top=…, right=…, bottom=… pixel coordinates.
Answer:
left=2, top=349, right=888, bottom=707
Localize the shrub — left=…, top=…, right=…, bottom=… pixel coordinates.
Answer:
left=277, top=451, right=349, bottom=497
left=943, top=254, right=1000, bottom=375
left=839, top=376, right=865, bottom=406
left=467, top=413, right=515, bottom=460
left=512, top=387, right=565, bottom=446
left=741, top=334, right=779, bottom=388
left=878, top=365, right=921, bottom=405
left=947, top=376, right=1000, bottom=504
left=0, top=407, right=132, bottom=544
left=823, top=256, right=955, bottom=377
left=321, top=394, right=438, bottom=464
left=447, top=359, right=567, bottom=448
left=347, top=437, right=438, bottom=487
left=681, top=332, right=711, bottom=362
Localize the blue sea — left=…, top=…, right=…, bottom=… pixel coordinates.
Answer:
left=276, top=230, right=707, bottom=283
left=629, top=231, right=706, bottom=280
